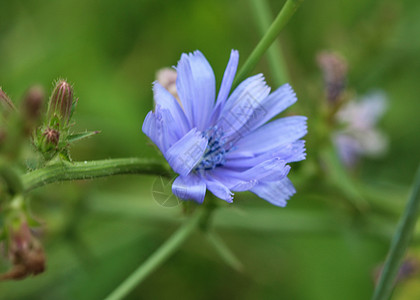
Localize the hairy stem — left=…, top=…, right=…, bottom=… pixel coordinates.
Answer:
left=372, top=164, right=420, bottom=300
left=233, top=0, right=303, bottom=88
left=22, top=158, right=171, bottom=192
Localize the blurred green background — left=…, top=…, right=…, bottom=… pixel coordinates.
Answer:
left=1, top=0, right=420, bottom=299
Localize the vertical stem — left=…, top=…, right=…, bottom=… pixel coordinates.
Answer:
left=249, top=0, right=289, bottom=85
left=372, top=164, right=420, bottom=300
left=105, top=209, right=205, bottom=300
left=233, top=0, right=303, bottom=89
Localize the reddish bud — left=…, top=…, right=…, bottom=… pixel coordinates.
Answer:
left=0, top=222, right=45, bottom=281
left=43, top=127, right=60, bottom=146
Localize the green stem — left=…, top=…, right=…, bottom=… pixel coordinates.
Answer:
left=249, top=0, right=289, bottom=85
left=22, top=158, right=171, bottom=192
left=205, top=231, right=244, bottom=272
left=105, top=208, right=206, bottom=300
left=372, top=164, right=420, bottom=300
left=232, top=0, right=303, bottom=89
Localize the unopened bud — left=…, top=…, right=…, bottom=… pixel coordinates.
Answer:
left=317, top=51, right=348, bottom=104
left=156, top=68, right=180, bottom=103
left=48, top=80, right=74, bottom=125
left=43, top=128, right=60, bottom=146
left=0, top=222, right=45, bottom=280
left=22, top=85, right=45, bottom=122
left=21, top=85, right=45, bottom=135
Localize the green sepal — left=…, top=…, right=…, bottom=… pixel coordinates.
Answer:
left=67, top=130, right=100, bottom=143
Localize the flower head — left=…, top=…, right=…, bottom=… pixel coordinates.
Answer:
left=143, top=50, right=307, bottom=206
left=333, top=91, right=388, bottom=167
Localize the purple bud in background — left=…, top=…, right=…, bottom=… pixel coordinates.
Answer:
left=22, top=86, right=45, bottom=121
left=21, top=85, right=45, bottom=135
left=317, top=51, right=348, bottom=104
left=333, top=91, right=388, bottom=168
left=48, top=80, right=74, bottom=125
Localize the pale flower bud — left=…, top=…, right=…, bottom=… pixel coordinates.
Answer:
left=156, top=68, right=180, bottom=103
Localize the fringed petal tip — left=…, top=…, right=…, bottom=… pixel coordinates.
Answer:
left=251, top=177, right=296, bottom=207
left=205, top=177, right=234, bottom=203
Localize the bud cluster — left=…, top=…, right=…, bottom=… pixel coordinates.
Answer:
left=34, top=80, right=77, bottom=161
left=0, top=79, right=97, bottom=281
left=0, top=196, right=45, bottom=281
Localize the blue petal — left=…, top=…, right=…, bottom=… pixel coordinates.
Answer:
left=142, top=106, right=177, bottom=153
left=153, top=82, right=190, bottom=137
left=208, top=158, right=290, bottom=192
left=210, top=50, right=239, bottom=123
left=217, top=74, right=270, bottom=141
left=235, top=157, right=288, bottom=181
left=172, top=175, right=206, bottom=203
left=250, top=177, right=296, bottom=207
left=175, top=51, right=216, bottom=131
left=225, top=140, right=306, bottom=170
left=165, top=128, right=208, bottom=176
left=232, top=116, right=307, bottom=155
left=204, top=176, right=233, bottom=203
left=245, top=83, right=297, bottom=131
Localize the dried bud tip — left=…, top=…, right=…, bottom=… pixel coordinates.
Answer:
left=48, top=80, right=74, bottom=124
left=0, top=87, right=17, bottom=113
left=43, top=128, right=60, bottom=146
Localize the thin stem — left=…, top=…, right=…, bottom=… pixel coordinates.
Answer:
left=372, top=164, right=420, bottom=300
left=105, top=208, right=206, bottom=300
left=249, top=0, right=289, bottom=85
left=22, top=158, right=171, bottom=192
left=232, top=0, right=303, bottom=89
left=205, top=231, right=244, bottom=272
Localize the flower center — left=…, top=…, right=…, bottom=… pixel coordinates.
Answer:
left=195, top=126, right=232, bottom=171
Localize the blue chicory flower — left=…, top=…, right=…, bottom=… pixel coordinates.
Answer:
left=333, top=91, right=388, bottom=168
left=143, top=50, right=307, bottom=206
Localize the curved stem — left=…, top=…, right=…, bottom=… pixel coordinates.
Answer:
left=249, top=0, right=289, bottom=85
left=232, top=0, right=303, bottom=89
left=105, top=208, right=206, bottom=300
left=22, top=158, right=171, bottom=192
left=372, top=164, right=420, bottom=300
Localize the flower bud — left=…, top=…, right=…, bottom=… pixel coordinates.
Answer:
left=42, top=127, right=60, bottom=147
left=47, top=80, right=74, bottom=126
left=21, top=85, right=45, bottom=135
left=317, top=51, right=348, bottom=104
left=156, top=68, right=180, bottom=103
left=22, top=85, right=45, bottom=122
left=0, top=221, right=45, bottom=280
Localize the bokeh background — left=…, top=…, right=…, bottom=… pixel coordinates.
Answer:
left=1, top=0, right=419, bottom=299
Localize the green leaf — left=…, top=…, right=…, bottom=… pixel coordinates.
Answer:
left=67, top=130, right=100, bottom=143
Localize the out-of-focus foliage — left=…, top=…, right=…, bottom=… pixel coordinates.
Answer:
left=0, top=0, right=419, bottom=299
